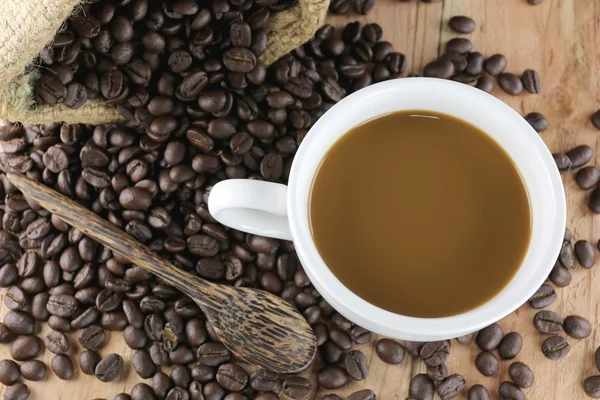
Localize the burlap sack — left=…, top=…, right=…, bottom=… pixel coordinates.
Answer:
left=0, top=0, right=329, bottom=125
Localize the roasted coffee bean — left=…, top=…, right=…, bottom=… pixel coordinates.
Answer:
left=585, top=376, right=600, bottom=399
left=468, top=384, right=490, bottom=400
left=524, top=112, right=548, bottom=132
left=498, top=332, right=522, bottom=360
left=563, top=315, right=591, bottom=339
left=449, top=16, right=476, bottom=33
left=95, top=354, right=123, bottom=382
left=344, top=350, right=368, bottom=381
left=4, top=383, right=30, bottom=400
left=456, top=333, right=474, bottom=345
left=216, top=363, right=248, bottom=392
left=250, top=369, right=279, bottom=392
left=475, top=351, right=498, bottom=376
left=591, top=110, right=600, bottom=130
left=51, top=354, right=74, bottom=380
left=484, top=54, right=507, bottom=76
left=499, top=381, right=525, bottom=400
left=575, top=240, right=595, bottom=268
left=522, top=69, right=541, bottom=93
left=410, top=374, right=434, bottom=400
left=4, top=311, right=35, bottom=336
left=498, top=73, right=523, bottom=95
left=375, top=338, right=405, bottom=364
left=10, top=336, right=42, bottom=361
left=45, top=330, right=69, bottom=354
left=19, top=360, right=47, bottom=381
left=590, top=187, right=600, bottom=213
left=553, top=152, right=571, bottom=174
left=96, top=289, right=123, bottom=312
left=426, top=363, right=448, bottom=382
left=79, top=325, right=106, bottom=350
left=529, top=284, right=556, bottom=308
left=0, top=323, right=15, bottom=344
left=542, top=336, right=570, bottom=360
left=420, top=340, right=450, bottom=366
left=347, top=389, right=375, bottom=400
left=318, top=366, right=348, bottom=390
left=576, top=166, right=600, bottom=190
left=101, top=311, right=128, bottom=331
left=0, top=359, right=20, bottom=386
left=446, top=38, right=472, bottom=54
left=476, top=323, right=503, bottom=350
left=80, top=350, right=101, bottom=375
left=438, top=374, right=465, bottom=400
left=131, top=383, right=155, bottom=400
left=47, top=294, right=78, bottom=317
left=549, top=263, right=571, bottom=287
left=507, top=361, right=534, bottom=389
left=567, top=145, right=593, bottom=168
left=533, top=310, right=562, bottom=334
left=274, top=376, right=307, bottom=399
left=132, top=349, right=155, bottom=379
left=5, top=286, right=27, bottom=311
left=559, top=242, right=575, bottom=269
left=197, top=342, right=231, bottom=366
left=423, top=59, right=454, bottom=79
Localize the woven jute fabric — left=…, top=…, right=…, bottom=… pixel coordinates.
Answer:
left=0, top=0, right=330, bottom=125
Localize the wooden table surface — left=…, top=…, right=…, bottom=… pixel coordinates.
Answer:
left=1, top=0, right=600, bottom=399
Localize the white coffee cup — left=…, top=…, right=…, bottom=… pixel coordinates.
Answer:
left=208, top=78, right=566, bottom=341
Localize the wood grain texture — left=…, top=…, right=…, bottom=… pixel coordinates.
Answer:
left=5, top=172, right=316, bottom=375
left=1, top=0, right=600, bottom=398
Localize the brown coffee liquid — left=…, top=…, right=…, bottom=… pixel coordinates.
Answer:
left=309, top=110, right=531, bottom=318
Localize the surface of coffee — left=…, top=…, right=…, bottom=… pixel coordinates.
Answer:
left=310, top=110, right=531, bottom=317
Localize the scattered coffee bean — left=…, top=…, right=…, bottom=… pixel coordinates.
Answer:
left=576, top=166, right=600, bottom=190
left=542, top=336, right=570, bottom=360
left=475, top=351, right=498, bottom=376
left=553, top=153, right=572, bottom=174
left=19, top=360, right=47, bottom=382
left=534, top=310, right=563, bottom=334
left=521, top=69, right=541, bottom=93
left=467, top=384, right=490, bottom=400
left=344, top=350, right=369, bottom=380
left=584, top=376, right=600, bottom=398
left=375, top=338, right=405, bottom=364
left=508, top=362, right=534, bottom=389
left=529, top=284, right=557, bottom=308
left=563, top=315, right=592, bottom=339
left=347, top=389, right=376, bottom=400
left=476, top=323, right=503, bottom=350
left=409, top=374, right=434, bottom=400
left=4, top=383, right=30, bottom=400
left=79, top=325, right=105, bottom=350
left=524, top=112, right=548, bottom=132
left=51, top=354, right=74, bottom=380
left=456, top=333, right=474, bottom=345
left=420, top=340, right=450, bottom=366
left=498, top=332, right=522, bottom=360
left=282, top=376, right=311, bottom=399
left=438, top=374, right=466, bottom=400
left=484, top=54, right=507, bottom=76
left=575, top=240, right=595, bottom=268
left=497, top=73, right=523, bottom=95
left=95, top=353, right=123, bottom=382
left=449, top=16, right=475, bottom=33
left=79, top=350, right=100, bottom=375
left=566, top=145, right=593, bottom=168
left=592, top=110, right=600, bottom=130
left=11, top=336, right=42, bottom=361
left=317, top=366, right=349, bottom=390
left=0, top=359, right=21, bottom=386
left=499, top=381, right=525, bottom=400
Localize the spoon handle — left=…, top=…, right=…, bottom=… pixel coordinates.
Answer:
left=6, top=172, right=213, bottom=300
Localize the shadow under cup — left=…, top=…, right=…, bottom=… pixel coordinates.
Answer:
left=288, top=78, right=565, bottom=340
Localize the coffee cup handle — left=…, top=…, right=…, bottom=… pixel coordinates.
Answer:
left=208, top=179, right=292, bottom=241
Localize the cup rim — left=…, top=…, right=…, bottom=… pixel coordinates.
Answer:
left=287, top=78, right=566, bottom=340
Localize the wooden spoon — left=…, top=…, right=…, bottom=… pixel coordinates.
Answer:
left=7, top=172, right=316, bottom=373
